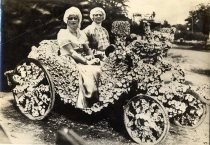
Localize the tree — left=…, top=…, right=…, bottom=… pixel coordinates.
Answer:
left=162, top=20, right=171, bottom=28
left=185, top=3, right=210, bottom=37
left=152, top=11, right=156, bottom=18
left=173, top=24, right=188, bottom=32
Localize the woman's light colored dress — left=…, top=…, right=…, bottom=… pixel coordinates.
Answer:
left=57, top=29, right=101, bottom=108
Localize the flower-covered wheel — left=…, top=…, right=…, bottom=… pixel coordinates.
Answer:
left=124, top=95, right=169, bottom=145
left=173, top=92, right=207, bottom=129
left=12, top=58, right=55, bottom=120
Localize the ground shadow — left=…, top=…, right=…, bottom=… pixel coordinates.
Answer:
left=167, top=54, right=188, bottom=63
left=172, top=44, right=210, bottom=52
left=191, top=68, right=210, bottom=77
left=1, top=91, right=133, bottom=144
left=50, top=94, right=132, bottom=143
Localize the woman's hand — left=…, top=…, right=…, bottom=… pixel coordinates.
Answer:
left=85, top=55, right=95, bottom=61
left=87, top=58, right=100, bottom=65
left=94, top=50, right=106, bottom=60
left=95, top=50, right=105, bottom=56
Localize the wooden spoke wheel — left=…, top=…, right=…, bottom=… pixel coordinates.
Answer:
left=12, top=58, right=55, bottom=120
left=124, top=95, right=169, bottom=145
left=173, top=93, right=207, bottom=129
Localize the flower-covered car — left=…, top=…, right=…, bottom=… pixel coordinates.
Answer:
left=5, top=21, right=208, bottom=145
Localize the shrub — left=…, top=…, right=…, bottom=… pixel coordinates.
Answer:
left=175, top=31, right=208, bottom=41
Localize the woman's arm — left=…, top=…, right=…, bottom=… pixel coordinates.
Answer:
left=62, top=43, right=99, bottom=65
left=62, top=43, right=88, bottom=64
left=83, top=43, right=94, bottom=57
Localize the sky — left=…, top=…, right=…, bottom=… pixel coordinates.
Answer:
left=126, top=0, right=210, bottom=25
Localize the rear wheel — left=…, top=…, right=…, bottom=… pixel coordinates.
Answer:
left=12, top=58, right=55, bottom=120
left=124, top=95, right=169, bottom=145
left=173, top=92, right=207, bottom=129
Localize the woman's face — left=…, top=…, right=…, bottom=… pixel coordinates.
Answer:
left=67, top=15, right=79, bottom=29
left=92, top=11, right=104, bottom=24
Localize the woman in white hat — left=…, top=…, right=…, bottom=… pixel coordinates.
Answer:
left=57, top=7, right=101, bottom=109
left=57, top=6, right=99, bottom=64
left=83, top=7, right=110, bottom=60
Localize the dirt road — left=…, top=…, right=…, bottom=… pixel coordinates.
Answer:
left=0, top=48, right=209, bottom=145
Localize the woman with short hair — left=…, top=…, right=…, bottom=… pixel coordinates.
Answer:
left=57, top=6, right=99, bottom=65
left=57, top=7, right=101, bottom=109
left=83, top=7, right=110, bottom=60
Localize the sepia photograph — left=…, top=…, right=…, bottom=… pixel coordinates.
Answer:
left=0, top=0, right=210, bottom=144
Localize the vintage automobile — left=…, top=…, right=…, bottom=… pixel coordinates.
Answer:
left=5, top=21, right=208, bottom=145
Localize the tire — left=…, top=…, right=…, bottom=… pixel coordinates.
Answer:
left=123, top=94, right=169, bottom=145
left=173, top=92, right=207, bottom=129
left=12, top=58, right=55, bottom=120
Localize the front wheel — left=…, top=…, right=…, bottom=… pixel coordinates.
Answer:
left=12, top=58, right=55, bottom=120
left=124, top=95, right=169, bottom=145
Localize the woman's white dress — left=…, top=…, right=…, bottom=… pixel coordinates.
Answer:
left=57, top=29, right=101, bottom=108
